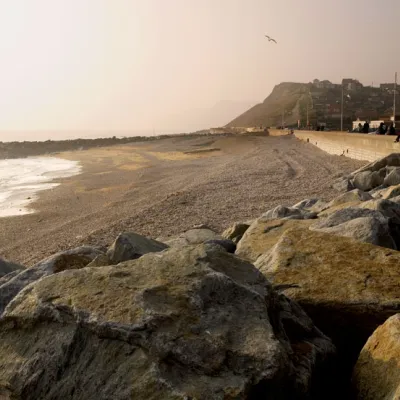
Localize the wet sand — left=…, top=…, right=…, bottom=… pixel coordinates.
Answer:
left=0, top=135, right=366, bottom=266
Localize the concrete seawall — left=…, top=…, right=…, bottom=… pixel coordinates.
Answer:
left=294, top=131, right=400, bottom=162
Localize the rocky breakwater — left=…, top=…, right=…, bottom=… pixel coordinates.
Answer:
left=0, top=229, right=336, bottom=399
left=3, top=154, right=400, bottom=398
left=235, top=153, right=400, bottom=397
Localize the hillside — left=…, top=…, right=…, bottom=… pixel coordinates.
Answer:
left=227, top=82, right=311, bottom=128
left=228, top=80, right=399, bottom=129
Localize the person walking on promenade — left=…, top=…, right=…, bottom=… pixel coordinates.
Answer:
left=363, top=121, right=370, bottom=133
left=392, top=124, right=400, bottom=142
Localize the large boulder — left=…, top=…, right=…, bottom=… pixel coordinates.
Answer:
left=314, top=207, right=379, bottom=227
left=0, top=258, right=24, bottom=278
left=236, top=218, right=313, bottom=262
left=0, top=245, right=336, bottom=400
left=255, top=227, right=400, bottom=386
left=358, top=199, right=400, bottom=250
left=262, top=205, right=317, bottom=221
left=326, top=189, right=372, bottom=209
left=0, top=246, right=103, bottom=315
left=311, top=215, right=396, bottom=249
left=317, top=201, right=362, bottom=217
left=358, top=199, right=400, bottom=224
left=163, top=228, right=222, bottom=248
left=222, top=222, right=250, bottom=244
left=353, top=314, right=400, bottom=399
left=384, top=167, right=400, bottom=187
left=350, top=153, right=400, bottom=177
left=313, top=206, right=397, bottom=249
left=107, top=232, right=168, bottom=264
left=352, top=170, right=385, bottom=191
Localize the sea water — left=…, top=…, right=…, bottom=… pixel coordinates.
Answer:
left=0, top=157, right=81, bottom=217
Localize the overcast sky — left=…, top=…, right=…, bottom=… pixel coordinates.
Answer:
left=0, top=0, right=399, bottom=139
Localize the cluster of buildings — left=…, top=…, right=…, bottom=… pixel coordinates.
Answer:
left=312, top=78, right=364, bottom=91
left=312, top=78, right=398, bottom=94
left=308, top=78, right=398, bottom=129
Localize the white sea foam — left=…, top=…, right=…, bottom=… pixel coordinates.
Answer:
left=0, top=157, right=81, bottom=217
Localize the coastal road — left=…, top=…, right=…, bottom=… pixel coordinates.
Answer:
left=0, top=134, right=366, bottom=265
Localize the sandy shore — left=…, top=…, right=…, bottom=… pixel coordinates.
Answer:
left=0, top=135, right=366, bottom=266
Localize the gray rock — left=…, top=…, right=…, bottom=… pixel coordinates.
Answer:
left=312, top=208, right=382, bottom=229
left=0, top=245, right=336, bottom=400
left=236, top=218, right=313, bottom=262
left=332, top=177, right=354, bottom=192
left=262, top=205, right=317, bottom=221
left=254, top=226, right=400, bottom=395
left=384, top=167, right=400, bottom=187
left=0, top=257, right=24, bottom=278
left=222, top=222, right=250, bottom=244
left=106, top=232, right=168, bottom=264
left=327, top=189, right=372, bottom=209
left=292, top=198, right=320, bottom=209
left=163, top=228, right=222, bottom=248
left=183, top=228, right=220, bottom=244
left=352, top=170, right=385, bottom=191
left=204, top=239, right=237, bottom=253
left=358, top=199, right=400, bottom=224
left=0, top=246, right=103, bottom=316
left=311, top=216, right=396, bottom=249
left=309, top=200, right=330, bottom=213
left=292, top=198, right=329, bottom=214
left=350, top=153, right=400, bottom=177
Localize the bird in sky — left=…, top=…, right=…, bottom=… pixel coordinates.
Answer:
left=265, top=35, right=277, bottom=43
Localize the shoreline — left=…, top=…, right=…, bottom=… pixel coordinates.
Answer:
left=0, top=135, right=366, bottom=266
left=0, top=132, right=213, bottom=160
left=0, top=157, right=81, bottom=218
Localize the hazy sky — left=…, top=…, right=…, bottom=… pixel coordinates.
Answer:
left=0, top=0, right=399, bottom=138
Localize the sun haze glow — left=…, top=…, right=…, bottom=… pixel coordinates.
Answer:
left=0, top=0, right=399, bottom=140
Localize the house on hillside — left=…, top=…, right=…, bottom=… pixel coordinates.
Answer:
left=342, top=79, right=363, bottom=91
left=312, top=79, right=336, bottom=89
left=380, top=83, right=399, bottom=95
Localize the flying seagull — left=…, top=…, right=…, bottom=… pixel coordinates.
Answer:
left=265, top=35, right=277, bottom=43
